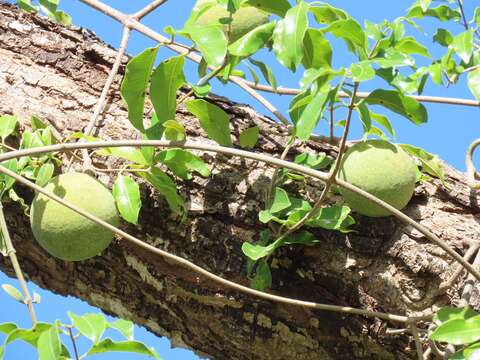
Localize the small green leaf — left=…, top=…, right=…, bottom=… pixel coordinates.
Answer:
left=121, top=46, right=160, bottom=131
left=309, top=4, right=348, bottom=24
left=468, top=68, right=480, bottom=100
left=185, top=99, right=232, bottom=146
left=375, top=48, right=415, bottom=68
left=97, top=147, right=151, bottom=166
left=0, top=323, right=17, bottom=335
left=371, top=112, right=396, bottom=139
left=163, top=120, right=186, bottom=142
left=306, top=204, right=354, bottom=231
left=283, top=230, right=319, bottom=246
left=430, top=316, right=480, bottom=345
left=0, top=115, right=17, bottom=141
left=433, top=28, right=453, bottom=47
left=239, top=126, right=259, bottom=149
left=149, top=56, right=186, bottom=138
left=229, top=21, right=275, bottom=57
left=350, top=61, right=375, bottom=82
left=321, top=18, right=366, bottom=52
left=394, top=37, right=430, bottom=57
left=248, top=58, right=277, bottom=90
left=141, top=168, right=184, bottom=215
left=87, top=338, right=162, bottom=359
left=399, top=144, right=445, bottom=183
left=434, top=307, right=479, bottom=326
left=407, top=5, right=460, bottom=22
left=0, top=158, right=18, bottom=197
left=452, top=30, right=474, bottom=63
left=250, top=261, right=272, bottom=291
left=270, top=187, right=291, bottom=213
left=1, top=284, right=23, bottom=302
left=241, top=242, right=275, bottom=261
left=272, top=1, right=309, bottom=71
left=109, top=319, right=134, bottom=341
left=244, top=0, right=291, bottom=17
left=5, top=323, right=52, bottom=347
left=67, top=312, right=107, bottom=344
left=156, top=149, right=210, bottom=180
left=294, top=152, right=331, bottom=170
left=17, top=0, right=38, bottom=12
left=37, top=323, right=61, bottom=360
left=356, top=101, right=372, bottom=132
left=294, top=87, right=329, bottom=141
left=189, top=26, right=228, bottom=67
left=302, top=28, right=333, bottom=69
left=365, top=89, right=428, bottom=125
left=35, top=163, right=54, bottom=187
left=113, top=175, right=142, bottom=225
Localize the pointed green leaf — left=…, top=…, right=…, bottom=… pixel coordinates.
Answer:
left=294, top=88, right=329, bottom=141
left=121, top=46, right=160, bottom=131
left=350, top=61, right=375, bottom=82
left=113, top=175, right=141, bottom=225
left=35, top=163, right=54, bottom=187
left=0, top=115, right=17, bottom=141
left=97, top=147, right=151, bottom=166
left=67, top=312, right=107, bottom=344
left=248, top=58, right=277, bottom=90
left=309, top=4, right=348, bottom=24
left=142, top=168, right=184, bottom=215
left=394, top=37, right=431, bottom=57
left=87, top=338, right=162, bottom=359
left=0, top=158, right=18, bottom=197
left=452, top=30, right=474, bottom=63
left=156, top=149, right=210, bottom=180
left=302, top=28, right=332, bottom=70
left=5, top=323, right=52, bottom=347
left=365, top=89, right=428, bottom=125
left=433, top=28, right=453, bottom=47
left=244, top=0, right=291, bottom=17
left=272, top=1, right=309, bottom=71
left=321, top=18, right=366, bottom=51
left=1, top=284, right=23, bottom=302
left=433, top=307, right=479, bottom=326
left=37, top=324, right=61, bottom=360
left=109, top=319, right=134, bottom=341
left=189, top=26, right=228, bottom=67
left=468, top=68, right=480, bottom=100
left=242, top=242, right=276, bottom=261
left=270, top=187, right=291, bottom=213
left=430, top=316, right=480, bottom=345
left=375, top=48, right=415, bottom=68
left=163, top=120, right=186, bottom=141
left=185, top=99, right=232, bottom=146
left=17, top=0, right=38, bottom=12
left=250, top=261, right=272, bottom=291
left=0, top=323, right=17, bottom=335
left=229, top=21, right=275, bottom=57
left=239, top=126, right=259, bottom=149
left=149, top=56, right=186, bottom=138
left=371, top=112, right=396, bottom=138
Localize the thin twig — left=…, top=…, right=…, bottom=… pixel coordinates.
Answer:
left=0, top=140, right=478, bottom=284
left=1, top=142, right=17, bottom=152
left=132, top=0, right=168, bottom=20
left=68, top=327, right=80, bottom=360
left=457, top=0, right=469, bottom=30
left=0, top=164, right=409, bottom=323
left=466, top=138, right=480, bottom=189
left=0, top=203, right=37, bottom=326
left=459, top=249, right=480, bottom=306
left=265, top=137, right=295, bottom=206
left=410, top=321, right=424, bottom=360
left=329, top=106, right=334, bottom=145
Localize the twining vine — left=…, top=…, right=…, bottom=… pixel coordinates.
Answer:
left=1, top=0, right=480, bottom=359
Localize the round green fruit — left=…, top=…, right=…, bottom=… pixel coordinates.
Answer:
left=30, top=172, right=120, bottom=261
left=338, top=140, right=417, bottom=217
left=194, top=1, right=269, bottom=42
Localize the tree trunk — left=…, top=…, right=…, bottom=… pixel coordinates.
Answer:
left=1, top=3, right=479, bottom=359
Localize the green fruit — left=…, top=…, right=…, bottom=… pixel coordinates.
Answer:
left=194, top=1, right=269, bottom=42
left=338, top=140, right=417, bottom=217
left=30, top=172, right=120, bottom=261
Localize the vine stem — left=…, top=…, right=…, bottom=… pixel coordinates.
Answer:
left=0, top=164, right=409, bottom=323
left=68, top=327, right=80, bottom=360
left=0, top=140, right=479, bottom=284
left=409, top=322, right=425, bottom=360
left=0, top=203, right=37, bottom=326
left=466, top=138, right=480, bottom=189
left=457, top=0, right=469, bottom=30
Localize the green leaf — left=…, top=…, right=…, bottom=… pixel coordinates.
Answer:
left=371, top=112, right=396, bottom=138
left=87, top=338, right=161, bottom=359
left=306, top=204, right=354, bottom=231
left=156, top=149, right=210, bottom=180
left=468, top=68, right=480, bottom=100
left=452, top=30, right=474, bottom=63
left=0, top=323, right=17, bottom=335
left=242, top=242, right=275, bottom=261
left=120, top=46, right=160, bottom=131
left=97, top=147, right=151, bottom=166
left=294, top=87, right=329, bottom=141
left=0, top=158, right=18, bottom=197
left=35, top=163, right=54, bottom=187
left=269, top=187, right=291, bottom=213
left=30, top=116, right=47, bottom=131
left=239, top=126, right=259, bottom=149
left=399, top=144, right=445, bottom=183
left=67, top=312, right=107, bottom=344
left=37, top=323, right=61, bottom=360
left=229, top=21, right=275, bottom=57
left=434, top=307, right=479, bottom=326
left=375, top=48, right=415, bottom=68
left=149, top=56, right=186, bottom=138
left=113, top=175, right=142, bottom=225
left=185, top=99, right=232, bottom=146
left=294, top=152, right=332, bottom=170
left=4, top=323, right=52, bottom=347
left=365, top=89, right=428, bottom=125
left=163, top=120, right=186, bottom=141
left=394, top=37, right=431, bottom=57
left=109, top=319, right=134, bottom=341
left=0, top=115, right=17, bottom=141
left=356, top=101, right=372, bottom=132
left=250, top=261, right=272, bottom=291
left=433, top=28, right=453, bottom=47
left=302, top=28, right=332, bottom=69
left=272, top=1, right=309, bottom=71
left=430, top=316, right=480, bottom=345
left=17, top=0, right=38, bottom=12
left=248, top=58, right=277, bottom=90
left=244, top=0, right=291, bottom=17
left=450, top=342, right=480, bottom=360
left=1, top=284, right=22, bottom=302
left=142, top=168, right=184, bottom=215
left=309, top=4, right=348, bottom=25
left=350, top=61, right=375, bottom=82
left=283, top=230, right=319, bottom=246
left=189, top=26, right=228, bottom=67
left=321, top=19, right=366, bottom=52
left=407, top=5, right=460, bottom=22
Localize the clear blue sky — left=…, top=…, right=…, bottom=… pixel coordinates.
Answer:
left=1, top=0, right=479, bottom=359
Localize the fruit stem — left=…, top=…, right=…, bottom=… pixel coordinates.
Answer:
left=0, top=203, right=37, bottom=327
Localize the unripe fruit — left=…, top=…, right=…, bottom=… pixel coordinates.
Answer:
left=30, top=172, right=120, bottom=261
left=338, top=140, right=417, bottom=217
left=194, top=1, right=269, bottom=42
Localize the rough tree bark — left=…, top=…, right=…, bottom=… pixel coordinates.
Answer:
left=0, top=3, right=479, bottom=359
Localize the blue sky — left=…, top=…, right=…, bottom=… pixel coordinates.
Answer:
left=1, top=0, right=479, bottom=359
